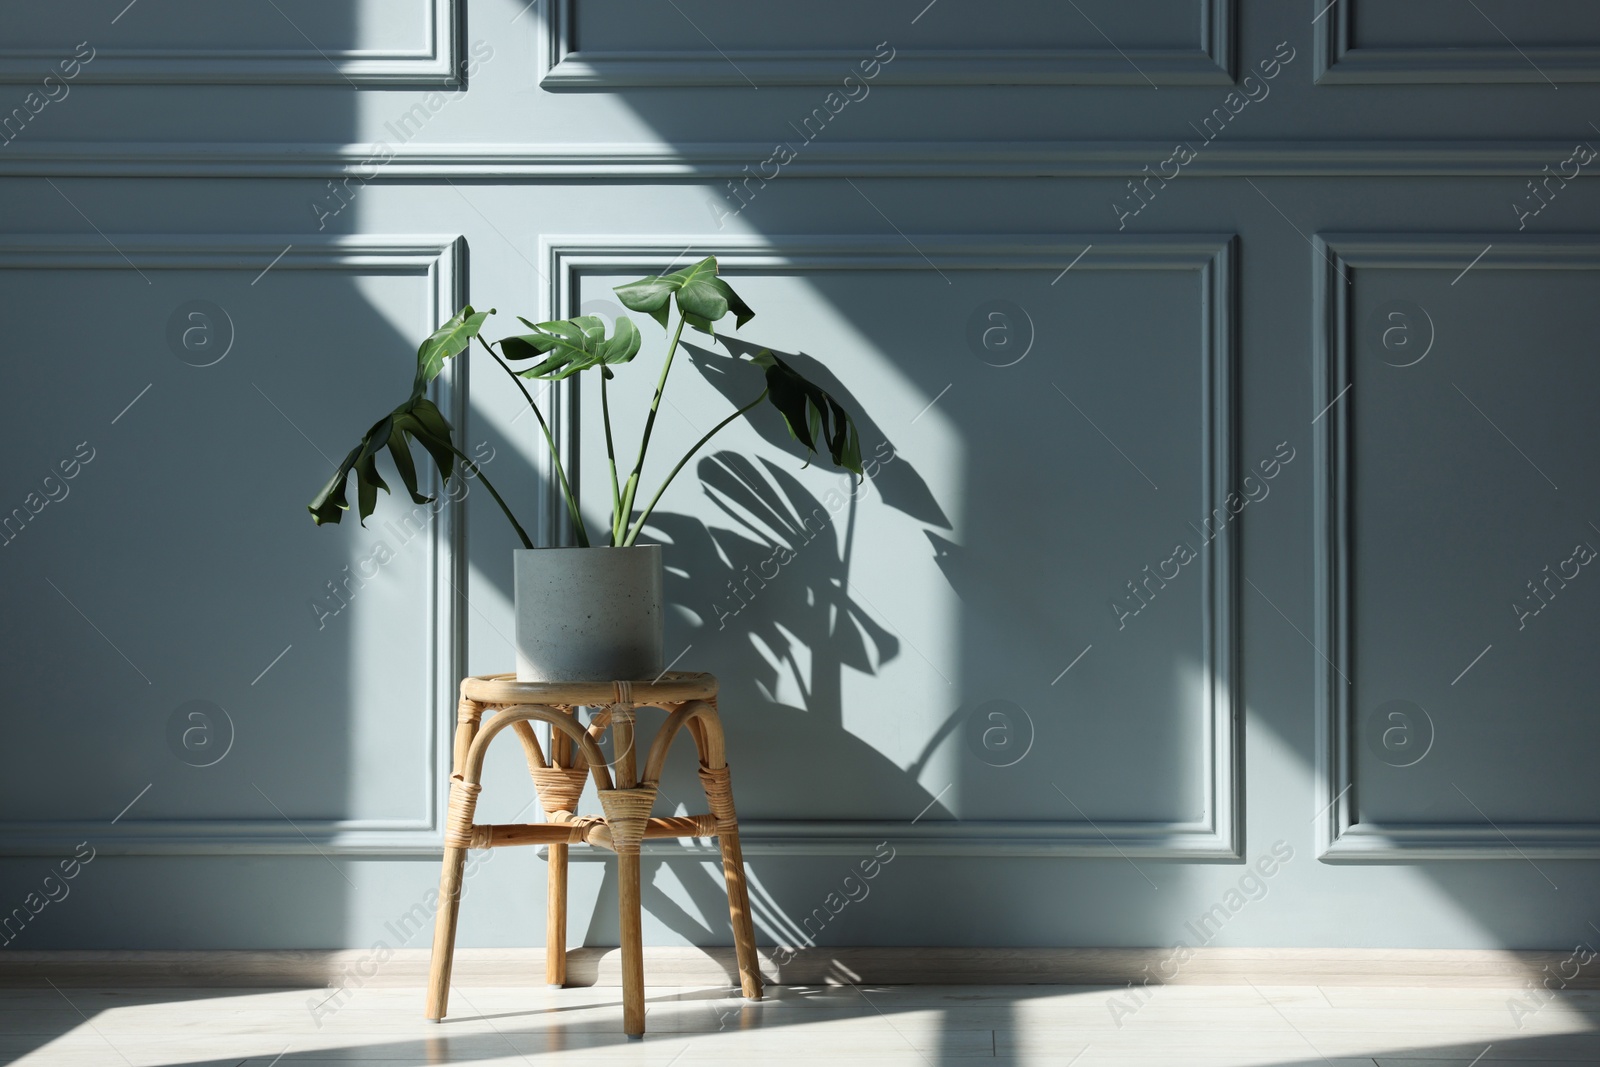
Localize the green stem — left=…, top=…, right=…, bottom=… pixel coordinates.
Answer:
left=623, top=388, right=767, bottom=547
left=601, top=370, right=622, bottom=545
left=441, top=439, right=533, bottom=550
left=476, top=335, right=590, bottom=548
left=616, top=314, right=687, bottom=539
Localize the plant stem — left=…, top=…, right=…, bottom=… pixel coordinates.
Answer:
left=601, top=370, right=622, bottom=545
left=475, top=335, right=590, bottom=548
left=623, top=388, right=767, bottom=547
left=616, top=313, right=686, bottom=539
left=440, top=439, right=534, bottom=550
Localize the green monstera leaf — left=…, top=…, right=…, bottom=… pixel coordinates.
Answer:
left=498, top=314, right=642, bottom=380
left=308, top=396, right=456, bottom=526
left=750, top=350, right=863, bottom=476
left=613, top=256, right=754, bottom=334
left=309, top=305, right=492, bottom=527
left=414, top=305, right=493, bottom=394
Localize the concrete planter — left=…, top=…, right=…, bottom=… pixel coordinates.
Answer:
left=513, top=545, right=664, bottom=682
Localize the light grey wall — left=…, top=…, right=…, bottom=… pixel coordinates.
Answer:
left=3, top=0, right=1600, bottom=958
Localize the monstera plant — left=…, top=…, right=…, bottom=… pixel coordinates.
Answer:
left=308, top=256, right=863, bottom=682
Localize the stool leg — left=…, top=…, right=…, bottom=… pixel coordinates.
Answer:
left=427, top=697, right=483, bottom=1021
left=698, top=760, right=763, bottom=1001
left=605, top=705, right=648, bottom=1037
left=618, top=848, right=646, bottom=1037
left=426, top=844, right=469, bottom=1020
left=717, top=814, right=762, bottom=999
left=543, top=722, right=579, bottom=988
left=546, top=839, right=568, bottom=986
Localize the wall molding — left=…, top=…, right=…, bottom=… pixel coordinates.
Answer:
left=541, top=234, right=1239, bottom=859
left=0, top=0, right=461, bottom=86
left=0, top=140, right=1579, bottom=179
left=1, top=946, right=1587, bottom=988
left=1314, top=0, right=1600, bottom=84
left=1312, top=234, right=1600, bottom=860
left=0, top=234, right=467, bottom=857
left=542, top=0, right=1233, bottom=87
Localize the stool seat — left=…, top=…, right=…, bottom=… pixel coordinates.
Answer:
left=425, top=671, right=763, bottom=1038
left=461, top=671, right=719, bottom=706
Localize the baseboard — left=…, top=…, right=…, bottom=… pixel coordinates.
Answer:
left=1, top=947, right=1591, bottom=989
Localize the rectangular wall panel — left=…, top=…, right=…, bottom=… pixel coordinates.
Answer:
left=544, top=235, right=1239, bottom=857
left=544, top=0, right=1233, bottom=86
left=1315, top=0, right=1600, bottom=84
left=1314, top=235, right=1600, bottom=858
left=0, top=235, right=465, bottom=855
left=0, top=0, right=461, bottom=85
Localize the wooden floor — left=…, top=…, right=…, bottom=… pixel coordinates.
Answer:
left=2, top=982, right=1597, bottom=1065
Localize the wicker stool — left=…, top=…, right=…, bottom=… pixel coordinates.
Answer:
left=424, top=671, right=763, bottom=1037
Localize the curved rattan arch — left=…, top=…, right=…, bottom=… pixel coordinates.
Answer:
left=642, top=698, right=724, bottom=783
left=462, top=703, right=613, bottom=793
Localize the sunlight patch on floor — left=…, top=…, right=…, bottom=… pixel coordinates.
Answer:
left=3, top=982, right=1597, bottom=1065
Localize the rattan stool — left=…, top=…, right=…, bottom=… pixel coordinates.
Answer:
left=424, top=671, right=763, bottom=1037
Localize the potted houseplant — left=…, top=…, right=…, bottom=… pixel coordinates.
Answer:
left=308, top=256, right=862, bottom=681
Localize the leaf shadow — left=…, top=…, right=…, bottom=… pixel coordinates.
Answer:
left=684, top=336, right=952, bottom=531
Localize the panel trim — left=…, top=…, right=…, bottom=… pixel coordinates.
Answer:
left=0, top=0, right=461, bottom=86
left=1313, top=233, right=1600, bottom=860
left=0, top=234, right=467, bottom=857
left=542, top=0, right=1234, bottom=87
left=0, top=140, right=1578, bottom=179
left=1314, top=0, right=1600, bottom=85
left=543, top=234, right=1240, bottom=859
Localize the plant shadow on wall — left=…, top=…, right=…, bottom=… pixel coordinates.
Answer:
left=577, top=338, right=956, bottom=950
left=675, top=338, right=952, bottom=812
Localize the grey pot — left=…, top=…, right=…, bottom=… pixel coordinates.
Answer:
left=512, top=545, right=664, bottom=682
